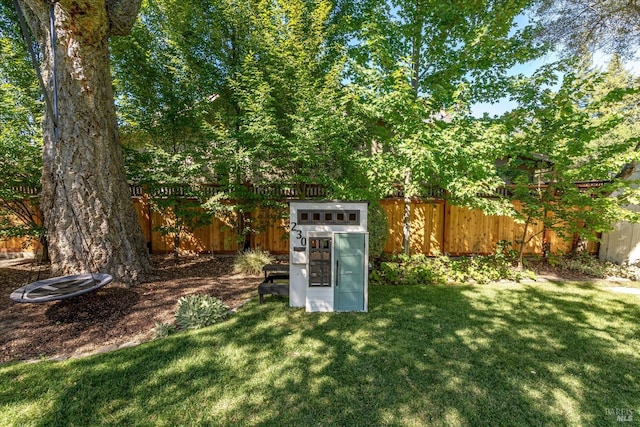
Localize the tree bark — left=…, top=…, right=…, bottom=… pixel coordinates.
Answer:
left=18, top=0, right=151, bottom=284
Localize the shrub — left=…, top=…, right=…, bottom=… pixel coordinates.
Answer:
left=371, top=254, right=447, bottom=286
left=152, top=322, right=176, bottom=340
left=375, top=261, right=400, bottom=285
left=370, top=246, right=530, bottom=286
left=175, top=294, right=229, bottom=330
left=368, top=201, right=389, bottom=259
left=233, top=248, right=275, bottom=275
left=557, top=253, right=635, bottom=279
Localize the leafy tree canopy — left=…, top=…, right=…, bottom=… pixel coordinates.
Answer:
left=501, top=57, right=640, bottom=262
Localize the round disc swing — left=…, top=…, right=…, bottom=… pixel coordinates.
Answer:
left=10, top=273, right=113, bottom=304
left=9, top=0, right=113, bottom=303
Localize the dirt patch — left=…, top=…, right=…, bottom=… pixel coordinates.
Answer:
left=0, top=255, right=261, bottom=364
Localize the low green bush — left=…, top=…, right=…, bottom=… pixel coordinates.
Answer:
left=555, top=252, right=637, bottom=279
left=233, top=248, right=275, bottom=275
left=371, top=254, right=447, bottom=285
left=370, top=242, right=531, bottom=286
left=368, top=201, right=389, bottom=260
left=175, top=294, right=229, bottom=330
left=152, top=322, right=176, bottom=340
left=378, top=261, right=401, bottom=284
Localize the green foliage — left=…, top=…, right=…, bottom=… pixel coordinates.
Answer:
left=124, top=144, right=219, bottom=257
left=552, top=252, right=639, bottom=280
left=374, top=248, right=640, bottom=285
left=0, top=12, right=45, bottom=247
left=233, top=249, right=275, bottom=275
left=110, top=0, right=548, bottom=216
left=367, top=201, right=388, bottom=259
left=371, top=255, right=448, bottom=286
left=226, top=0, right=373, bottom=199
left=151, top=322, right=176, bottom=340
left=350, top=0, right=543, bottom=211
left=112, top=0, right=375, bottom=244
left=354, top=0, right=542, bottom=103
left=371, top=243, right=530, bottom=285
left=503, top=59, right=640, bottom=265
left=175, top=294, right=229, bottom=331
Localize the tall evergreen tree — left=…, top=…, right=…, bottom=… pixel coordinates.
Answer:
left=533, top=0, right=640, bottom=59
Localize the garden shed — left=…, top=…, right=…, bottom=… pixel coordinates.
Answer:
left=289, top=201, right=369, bottom=312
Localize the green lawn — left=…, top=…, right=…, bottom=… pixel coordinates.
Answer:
left=1, top=281, right=639, bottom=426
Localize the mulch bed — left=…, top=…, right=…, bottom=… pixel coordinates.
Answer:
left=0, top=255, right=261, bottom=364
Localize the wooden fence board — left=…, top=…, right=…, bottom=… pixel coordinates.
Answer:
left=409, top=201, right=444, bottom=255
left=0, top=236, right=33, bottom=254
left=209, top=216, right=239, bottom=253
left=380, top=199, right=444, bottom=255
left=380, top=200, right=404, bottom=254
left=250, top=209, right=289, bottom=254
left=132, top=198, right=151, bottom=243
left=0, top=210, right=38, bottom=254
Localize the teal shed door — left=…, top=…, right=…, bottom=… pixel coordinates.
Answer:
left=334, top=233, right=366, bottom=311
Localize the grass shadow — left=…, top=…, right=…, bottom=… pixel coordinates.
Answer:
left=1, top=282, right=639, bottom=426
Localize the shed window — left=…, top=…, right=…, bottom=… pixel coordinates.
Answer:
left=309, top=237, right=331, bottom=286
left=298, top=208, right=360, bottom=225
left=347, top=211, right=360, bottom=225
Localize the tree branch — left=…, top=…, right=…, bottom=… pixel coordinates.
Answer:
left=614, top=139, right=640, bottom=181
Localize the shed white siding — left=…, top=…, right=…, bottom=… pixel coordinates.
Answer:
left=600, top=204, right=640, bottom=264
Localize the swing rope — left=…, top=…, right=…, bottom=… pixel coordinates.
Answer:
left=12, top=0, right=59, bottom=136
left=13, top=0, right=58, bottom=292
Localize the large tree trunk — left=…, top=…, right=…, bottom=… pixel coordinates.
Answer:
left=19, top=0, right=151, bottom=284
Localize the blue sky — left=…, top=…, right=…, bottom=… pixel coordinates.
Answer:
left=470, top=53, right=640, bottom=118
left=470, top=53, right=557, bottom=118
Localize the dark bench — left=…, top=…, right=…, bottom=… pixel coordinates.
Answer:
left=258, top=282, right=290, bottom=304
left=259, top=264, right=290, bottom=304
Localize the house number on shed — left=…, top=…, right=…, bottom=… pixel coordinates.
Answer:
left=290, top=222, right=307, bottom=246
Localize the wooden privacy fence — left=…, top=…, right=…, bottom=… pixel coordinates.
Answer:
left=380, top=199, right=597, bottom=256
left=130, top=197, right=290, bottom=255
left=1, top=195, right=597, bottom=257
left=125, top=197, right=599, bottom=256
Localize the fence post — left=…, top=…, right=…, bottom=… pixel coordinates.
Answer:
left=442, top=200, right=450, bottom=255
